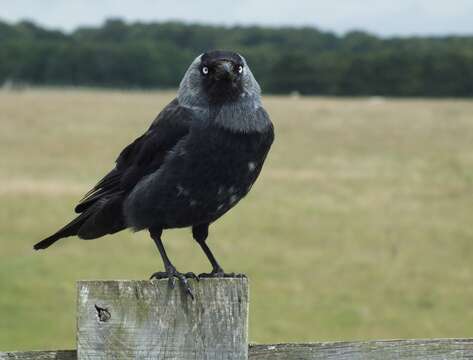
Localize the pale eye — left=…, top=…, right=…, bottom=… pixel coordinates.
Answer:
left=237, top=65, right=243, bottom=74
left=202, top=66, right=209, bottom=75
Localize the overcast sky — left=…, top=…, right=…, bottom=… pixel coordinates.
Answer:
left=2, top=0, right=473, bottom=37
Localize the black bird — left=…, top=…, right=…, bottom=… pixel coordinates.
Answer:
left=34, top=50, right=274, bottom=298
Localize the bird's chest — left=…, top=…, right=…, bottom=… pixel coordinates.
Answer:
left=184, top=128, right=266, bottom=198
left=161, top=126, right=271, bottom=225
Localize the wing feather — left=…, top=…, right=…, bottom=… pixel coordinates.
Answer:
left=74, top=98, right=192, bottom=214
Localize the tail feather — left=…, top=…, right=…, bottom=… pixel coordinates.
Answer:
left=33, top=234, right=63, bottom=250
left=34, top=195, right=126, bottom=250
left=33, top=213, right=89, bottom=250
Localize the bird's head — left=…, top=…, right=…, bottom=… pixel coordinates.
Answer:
left=178, top=50, right=261, bottom=107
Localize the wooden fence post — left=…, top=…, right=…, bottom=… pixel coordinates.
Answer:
left=77, top=278, right=248, bottom=360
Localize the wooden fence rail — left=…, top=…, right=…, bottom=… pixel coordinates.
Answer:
left=4, top=340, right=473, bottom=359
left=1, top=279, right=472, bottom=359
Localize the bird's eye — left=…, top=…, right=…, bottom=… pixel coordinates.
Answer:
left=202, top=66, right=209, bottom=75
left=237, top=65, right=243, bottom=74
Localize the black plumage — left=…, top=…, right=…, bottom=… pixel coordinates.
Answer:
left=34, top=50, right=274, bottom=298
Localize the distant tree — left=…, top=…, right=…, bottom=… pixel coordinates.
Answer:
left=0, top=18, right=472, bottom=96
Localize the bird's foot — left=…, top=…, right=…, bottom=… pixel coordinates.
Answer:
left=199, top=268, right=246, bottom=279
left=150, top=267, right=198, bottom=300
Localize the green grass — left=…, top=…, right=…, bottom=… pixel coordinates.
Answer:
left=1, top=89, right=473, bottom=350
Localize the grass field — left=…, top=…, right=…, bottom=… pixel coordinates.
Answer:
left=1, top=89, right=473, bottom=351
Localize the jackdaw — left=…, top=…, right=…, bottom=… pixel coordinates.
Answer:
left=34, top=50, right=274, bottom=298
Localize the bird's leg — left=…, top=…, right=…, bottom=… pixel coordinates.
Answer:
left=193, top=224, right=242, bottom=278
left=149, top=227, right=197, bottom=299
left=198, top=240, right=225, bottom=277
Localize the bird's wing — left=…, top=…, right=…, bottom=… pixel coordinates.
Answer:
left=74, top=98, right=193, bottom=214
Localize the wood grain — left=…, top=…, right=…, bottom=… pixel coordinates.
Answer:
left=0, top=350, right=76, bottom=359
left=4, top=339, right=473, bottom=359
left=76, top=279, right=248, bottom=359
left=249, top=339, right=473, bottom=359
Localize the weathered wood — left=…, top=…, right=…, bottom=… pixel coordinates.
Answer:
left=249, top=339, right=473, bottom=359
left=5, top=280, right=473, bottom=359
left=77, top=279, right=248, bottom=359
left=4, top=339, right=473, bottom=359
left=0, top=350, right=76, bottom=359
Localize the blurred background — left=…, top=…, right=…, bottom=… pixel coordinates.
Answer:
left=1, top=0, right=473, bottom=352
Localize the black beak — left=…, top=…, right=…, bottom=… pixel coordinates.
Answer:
left=214, top=60, right=235, bottom=81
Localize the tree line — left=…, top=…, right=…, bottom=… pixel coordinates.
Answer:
left=1, top=19, right=473, bottom=96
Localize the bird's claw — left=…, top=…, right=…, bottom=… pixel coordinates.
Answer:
left=198, top=269, right=246, bottom=279
left=150, top=268, right=197, bottom=300
left=184, top=272, right=200, bottom=281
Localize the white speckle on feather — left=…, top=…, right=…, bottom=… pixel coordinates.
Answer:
left=177, top=184, right=189, bottom=196
left=217, top=204, right=224, bottom=211
left=229, top=195, right=238, bottom=205
left=218, top=186, right=225, bottom=195
left=190, top=199, right=198, bottom=206
left=228, top=186, right=236, bottom=194
left=248, top=162, right=256, bottom=171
